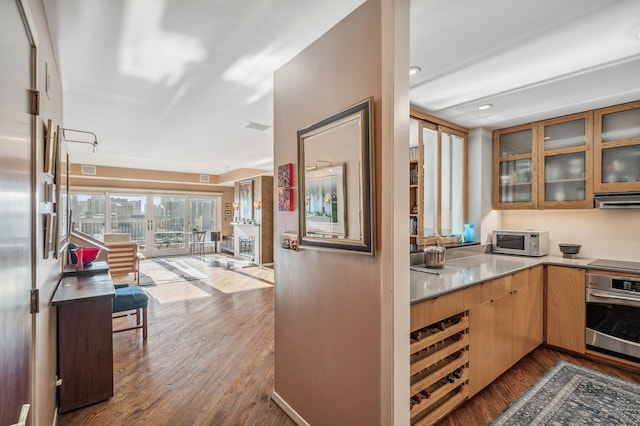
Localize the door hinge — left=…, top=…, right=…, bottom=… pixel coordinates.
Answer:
left=30, top=289, right=39, bottom=314
left=29, top=90, right=40, bottom=115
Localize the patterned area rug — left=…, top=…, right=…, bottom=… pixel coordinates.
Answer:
left=490, top=360, right=640, bottom=425
left=136, top=255, right=255, bottom=286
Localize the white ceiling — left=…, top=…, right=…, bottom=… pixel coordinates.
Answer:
left=410, top=0, right=640, bottom=129
left=44, top=0, right=640, bottom=183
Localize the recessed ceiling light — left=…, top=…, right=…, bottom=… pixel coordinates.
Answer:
left=478, top=104, right=493, bottom=111
left=409, top=66, right=421, bottom=76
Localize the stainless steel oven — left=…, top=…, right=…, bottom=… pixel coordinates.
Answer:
left=586, top=273, right=640, bottom=361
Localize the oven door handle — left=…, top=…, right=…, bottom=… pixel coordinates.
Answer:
left=588, top=289, right=640, bottom=304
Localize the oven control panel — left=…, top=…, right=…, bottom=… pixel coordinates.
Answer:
left=612, top=278, right=640, bottom=293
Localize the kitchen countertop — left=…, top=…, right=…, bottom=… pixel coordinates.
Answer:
left=409, top=253, right=631, bottom=304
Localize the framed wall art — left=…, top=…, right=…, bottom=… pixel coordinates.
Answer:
left=278, top=163, right=293, bottom=188
left=44, top=119, right=56, bottom=177
left=278, top=187, right=294, bottom=212
left=55, top=126, right=70, bottom=258
left=238, top=180, right=253, bottom=222
left=303, top=164, right=345, bottom=234
left=43, top=212, right=56, bottom=259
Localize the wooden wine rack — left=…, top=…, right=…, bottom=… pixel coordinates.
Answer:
left=410, top=313, right=469, bottom=425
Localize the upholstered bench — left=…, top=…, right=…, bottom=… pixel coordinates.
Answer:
left=113, top=285, right=148, bottom=340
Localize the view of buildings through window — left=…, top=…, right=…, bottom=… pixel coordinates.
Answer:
left=71, top=191, right=220, bottom=256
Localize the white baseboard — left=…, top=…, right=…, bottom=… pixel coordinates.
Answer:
left=271, top=391, right=310, bottom=426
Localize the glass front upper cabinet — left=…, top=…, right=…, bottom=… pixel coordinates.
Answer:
left=538, top=112, right=593, bottom=209
left=493, top=124, right=536, bottom=209
left=494, top=112, right=595, bottom=209
left=594, top=100, right=640, bottom=193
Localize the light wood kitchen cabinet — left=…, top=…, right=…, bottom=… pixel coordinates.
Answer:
left=537, top=113, right=593, bottom=209
left=468, top=287, right=511, bottom=396
left=410, top=265, right=545, bottom=420
left=410, top=290, right=465, bottom=332
left=512, top=266, right=544, bottom=360
left=493, top=124, right=537, bottom=209
left=545, top=265, right=586, bottom=353
left=469, top=268, right=543, bottom=396
left=494, top=112, right=594, bottom=209
left=594, top=100, right=640, bottom=194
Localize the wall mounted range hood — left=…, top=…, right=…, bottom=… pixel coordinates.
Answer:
left=594, top=192, right=640, bottom=209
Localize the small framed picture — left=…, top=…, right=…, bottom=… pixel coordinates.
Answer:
left=44, top=119, right=56, bottom=176
left=44, top=182, right=55, bottom=203
left=278, top=187, right=294, bottom=212
left=278, top=163, right=293, bottom=188
left=43, top=212, right=56, bottom=259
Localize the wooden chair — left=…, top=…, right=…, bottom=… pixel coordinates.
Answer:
left=106, top=242, right=140, bottom=285
left=104, top=233, right=131, bottom=244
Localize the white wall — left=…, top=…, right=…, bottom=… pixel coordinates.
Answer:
left=468, top=127, right=501, bottom=245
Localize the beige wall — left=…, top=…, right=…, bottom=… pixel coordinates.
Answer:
left=69, top=164, right=236, bottom=236
left=273, top=0, right=409, bottom=423
left=501, top=209, right=640, bottom=261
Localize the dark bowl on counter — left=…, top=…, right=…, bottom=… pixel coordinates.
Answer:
left=559, top=243, right=581, bottom=258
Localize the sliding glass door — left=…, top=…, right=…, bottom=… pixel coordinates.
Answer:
left=72, top=190, right=221, bottom=258
left=70, top=192, right=106, bottom=239
left=109, top=194, right=148, bottom=250
left=189, top=197, right=218, bottom=234
left=152, top=195, right=186, bottom=256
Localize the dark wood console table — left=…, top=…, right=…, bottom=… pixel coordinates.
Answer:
left=52, top=263, right=115, bottom=413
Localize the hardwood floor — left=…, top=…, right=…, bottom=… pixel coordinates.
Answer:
left=438, top=345, right=640, bottom=425
left=59, top=256, right=640, bottom=425
left=58, top=256, right=295, bottom=426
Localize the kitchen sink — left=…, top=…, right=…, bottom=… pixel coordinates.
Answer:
left=410, top=264, right=464, bottom=275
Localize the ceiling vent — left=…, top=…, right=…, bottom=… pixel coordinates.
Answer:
left=199, top=175, right=210, bottom=183
left=81, top=165, right=97, bottom=175
left=243, top=121, right=271, bottom=131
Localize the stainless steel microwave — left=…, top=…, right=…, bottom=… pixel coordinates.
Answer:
left=492, top=230, right=549, bottom=257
